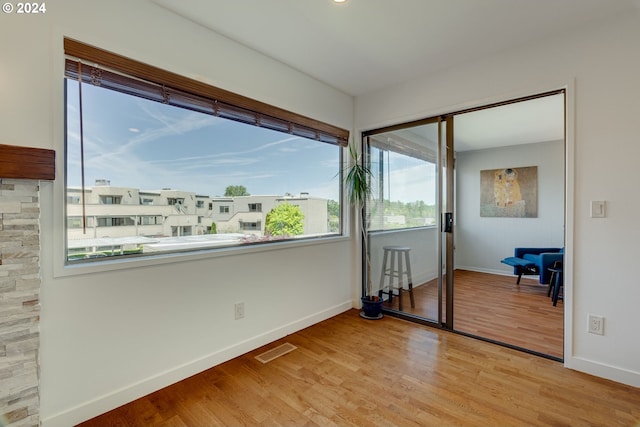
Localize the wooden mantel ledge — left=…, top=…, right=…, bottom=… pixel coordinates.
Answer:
left=0, top=144, right=55, bottom=181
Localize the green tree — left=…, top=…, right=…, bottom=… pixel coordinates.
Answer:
left=209, top=223, right=217, bottom=234
left=327, top=199, right=340, bottom=233
left=327, top=199, right=339, bottom=217
left=224, top=185, right=249, bottom=197
left=265, top=203, right=304, bottom=236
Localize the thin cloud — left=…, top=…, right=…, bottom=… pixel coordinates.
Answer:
left=385, top=164, right=436, bottom=204
left=149, top=135, right=301, bottom=165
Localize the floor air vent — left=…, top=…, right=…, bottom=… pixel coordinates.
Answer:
left=255, top=343, right=297, bottom=364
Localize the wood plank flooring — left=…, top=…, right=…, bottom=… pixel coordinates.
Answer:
left=78, top=310, right=640, bottom=427
left=383, top=269, right=564, bottom=358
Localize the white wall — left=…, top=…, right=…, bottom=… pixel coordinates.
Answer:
left=369, top=227, right=440, bottom=292
left=0, top=1, right=355, bottom=426
left=455, top=141, right=565, bottom=274
left=356, top=12, right=640, bottom=387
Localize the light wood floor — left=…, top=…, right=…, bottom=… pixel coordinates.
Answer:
left=78, top=310, right=640, bottom=427
left=383, top=269, right=564, bottom=358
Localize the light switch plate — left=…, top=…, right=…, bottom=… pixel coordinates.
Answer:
left=590, top=200, right=606, bottom=218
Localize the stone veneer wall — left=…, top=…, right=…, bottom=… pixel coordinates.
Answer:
left=0, top=178, right=41, bottom=426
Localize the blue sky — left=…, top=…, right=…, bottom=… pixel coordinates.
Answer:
left=66, top=82, right=341, bottom=200
left=369, top=150, right=437, bottom=205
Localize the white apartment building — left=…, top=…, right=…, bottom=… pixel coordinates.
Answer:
left=66, top=181, right=330, bottom=256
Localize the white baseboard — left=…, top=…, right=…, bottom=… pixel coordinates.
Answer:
left=41, top=300, right=353, bottom=427
left=455, top=265, right=511, bottom=276
left=566, top=356, right=640, bottom=388
left=455, top=265, right=542, bottom=281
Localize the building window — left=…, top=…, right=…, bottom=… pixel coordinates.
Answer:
left=100, top=195, right=121, bottom=204
left=167, top=198, right=184, bottom=206
left=140, top=215, right=162, bottom=225
left=240, top=221, right=261, bottom=231
left=97, top=217, right=135, bottom=227
left=67, top=217, right=83, bottom=228
left=64, top=38, right=347, bottom=263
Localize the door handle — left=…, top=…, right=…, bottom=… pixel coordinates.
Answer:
left=442, top=212, right=453, bottom=233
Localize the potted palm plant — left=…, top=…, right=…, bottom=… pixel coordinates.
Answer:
left=343, top=142, right=382, bottom=319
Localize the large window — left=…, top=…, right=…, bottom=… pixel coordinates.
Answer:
left=64, top=39, right=347, bottom=263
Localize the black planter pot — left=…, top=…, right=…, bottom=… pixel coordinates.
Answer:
left=360, top=296, right=383, bottom=320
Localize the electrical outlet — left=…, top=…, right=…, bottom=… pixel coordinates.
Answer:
left=588, top=314, right=604, bottom=335
left=235, top=302, right=245, bottom=320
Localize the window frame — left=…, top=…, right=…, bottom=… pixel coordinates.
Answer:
left=248, top=203, right=262, bottom=213
left=62, top=38, right=349, bottom=267
left=100, top=195, right=122, bottom=205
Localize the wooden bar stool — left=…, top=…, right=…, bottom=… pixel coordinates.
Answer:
left=378, top=246, right=415, bottom=311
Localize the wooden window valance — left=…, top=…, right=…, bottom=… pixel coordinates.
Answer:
left=0, top=144, right=55, bottom=180
left=64, top=38, right=349, bottom=147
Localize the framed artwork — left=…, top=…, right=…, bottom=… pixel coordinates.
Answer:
left=480, top=166, right=538, bottom=218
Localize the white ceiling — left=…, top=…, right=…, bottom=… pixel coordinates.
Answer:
left=150, top=0, right=637, bottom=151
left=374, top=93, right=565, bottom=152
left=454, top=93, right=565, bottom=151
left=151, top=0, right=638, bottom=97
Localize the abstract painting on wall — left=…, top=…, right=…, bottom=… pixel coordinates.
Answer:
left=480, top=166, right=538, bottom=217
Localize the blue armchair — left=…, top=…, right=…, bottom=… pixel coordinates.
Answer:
left=513, top=247, right=564, bottom=284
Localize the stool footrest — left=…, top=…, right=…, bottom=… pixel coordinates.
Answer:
left=501, top=256, right=539, bottom=285
left=501, top=257, right=535, bottom=268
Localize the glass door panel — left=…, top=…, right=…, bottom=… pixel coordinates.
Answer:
left=366, top=120, right=441, bottom=323
left=450, top=92, right=565, bottom=359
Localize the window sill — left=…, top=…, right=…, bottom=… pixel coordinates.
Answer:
left=55, top=234, right=350, bottom=278
left=368, top=225, right=438, bottom=236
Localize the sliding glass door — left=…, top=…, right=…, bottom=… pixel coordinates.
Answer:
left=362, top=91, right=565, bottom=360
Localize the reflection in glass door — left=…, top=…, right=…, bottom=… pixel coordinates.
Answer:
left=450, top=92, right=565, bottom=359
left=364, top=119, right=444, bottom=324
